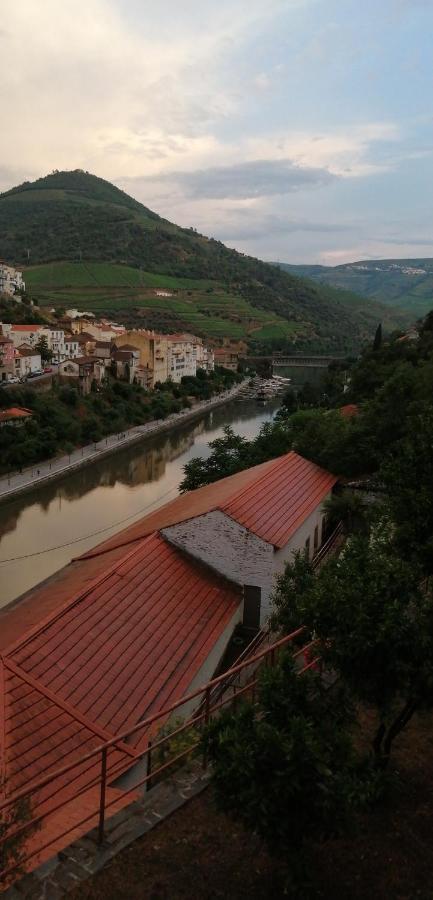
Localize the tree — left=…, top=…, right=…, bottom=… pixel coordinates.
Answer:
left=180, top=426, right=251, bottom=491
left=322, top=489, right=369, bottom=534
left=373, top=322, right=382, bottom=352
left=272, top=537, right=433, bottom=766
left=380, top=410, right=433, bottom=574
left=203, top=653, right=377, bottom=889
left=34, top=335, right=53, bottom=363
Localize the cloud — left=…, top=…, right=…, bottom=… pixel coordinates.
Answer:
left=202, top=210, right=352, bottom=241
left=145, top=158, right=336, bottom=200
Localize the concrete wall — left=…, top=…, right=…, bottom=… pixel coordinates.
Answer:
left=163, top=494, right=333, bottom=624
left=273, top=492, right=333, bottom=575
left=163, top=511, right=274, bottom=624
left=173, top=604, right=243, bottom=724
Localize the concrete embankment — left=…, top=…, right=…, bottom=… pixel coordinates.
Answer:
left=0, top=384, right=246, bottom=505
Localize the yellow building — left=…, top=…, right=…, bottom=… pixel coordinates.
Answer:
left=118, top=330, right=169, bottom=388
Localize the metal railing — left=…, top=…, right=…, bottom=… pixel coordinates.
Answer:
left=0, top=522, right=342, bottom=887
left=0, top=626, right=316, bottom=887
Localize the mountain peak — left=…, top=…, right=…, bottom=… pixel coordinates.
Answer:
left=0, top=169, right=157, bottom=217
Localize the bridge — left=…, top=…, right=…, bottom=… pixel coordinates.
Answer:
left=272, top=354, right=343, bottom=369
left=272, top=354, right=346, bottom=385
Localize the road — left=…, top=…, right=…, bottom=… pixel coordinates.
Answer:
left=0, top=383, right=245, bottom=503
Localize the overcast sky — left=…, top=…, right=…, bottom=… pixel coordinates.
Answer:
left=1, top=0, right=433, bottom=264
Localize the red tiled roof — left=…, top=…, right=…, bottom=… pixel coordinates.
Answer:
left=3, top=533, right=240, bottom=781
left=17, top=347, right=39, bottom=357
left=82, top=451, right=337, bottom=553
left=0, top=452, right=336, bottom=650
left=0, top=406, right=33, bottom=423
left=339, top=404, right=359, bottom=418
left=220, top=453, right=336, bottom=548
left=10, top=325, right=43, bottom=331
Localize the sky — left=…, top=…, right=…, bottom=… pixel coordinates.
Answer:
left=1, top=0, right=433, bottom=264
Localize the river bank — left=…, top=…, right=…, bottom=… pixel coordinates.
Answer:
left=0, top=397, right=279, bottom=608
left=0, top=381, right=246, bottom=505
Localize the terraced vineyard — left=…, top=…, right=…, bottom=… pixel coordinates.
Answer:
left=25, top=262, right=302, bottom=344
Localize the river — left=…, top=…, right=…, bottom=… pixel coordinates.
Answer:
left=0, top=399, right=280, bottom=609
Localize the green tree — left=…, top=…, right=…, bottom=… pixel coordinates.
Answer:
left=373, top=322, right=382, bottom=352
left=203, top=654, right=376, bottom=890
left=273, top=537, right=433, bottom=766
left=180, top=426, right=251, bottom=491
left=380, top=410, right=433, bottom=573
left=34, top=335, right=53, bottom=363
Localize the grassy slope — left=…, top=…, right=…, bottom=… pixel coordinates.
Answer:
left=0, top=170, right=407, bottom=351
left=25, top=262, right=299, bottom=342
left=279, top=260, right=433, bottom=318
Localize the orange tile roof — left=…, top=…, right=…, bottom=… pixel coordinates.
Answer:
left=339, top=404, right=359, bottom=418
left=0, top=407, right=33, bottom=423
left=81, top=451, right=337, bottom=554
left=3, top=533, right=240, bottom=780
left=10, top=325, right=43, bottom=331
left=0, top=452, right=336, bottom=650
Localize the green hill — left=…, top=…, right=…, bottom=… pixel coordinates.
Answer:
left=0, top=170, right=408, bottom=352
left=277, top=259, right=433, bottom=319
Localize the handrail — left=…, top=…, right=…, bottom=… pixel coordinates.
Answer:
left=0, top=520, right=345, bottom=884
left=0, top=627, right=305, bottom=814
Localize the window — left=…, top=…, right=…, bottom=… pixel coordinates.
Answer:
left=305, top=536, right=310, bottom=559
left=314, top=525, right=319, bottom=553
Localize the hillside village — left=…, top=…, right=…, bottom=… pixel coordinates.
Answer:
left=0, top=262, right=251, bottom=392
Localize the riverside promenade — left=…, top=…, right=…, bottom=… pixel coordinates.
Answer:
left=0, top=383, right=245, bottom=505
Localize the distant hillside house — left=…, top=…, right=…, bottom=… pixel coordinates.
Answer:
left=0, top=262, right=25, bottom=297
left=119, top=330, right=170, bottom=388
left=214, top=347, right=239, bottom=371
left=0, top=335, right=15, bottom=380
left=7, top=324, right=46, bottom=348
left=94, top=339, right=116, bottom=362
left=63, top=334, right=81, bottom=359
left=339, top=404, right=359, bottom=419
left=0, top=406, right=33, bottom=427
left=113, top=346, right=140, bottom=382
left=167, top=333, right=197, bottom=382
left=59, top=356, right=105, bottom=394
left=15, top=344, right=42, bottom=377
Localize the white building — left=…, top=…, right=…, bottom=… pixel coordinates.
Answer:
left=14, top=345, right=42, bottom=377
left=7, top=325, right=47, bottom=348
left=167, top=333, right=197, bottom=382
left=147, top=450, right=338, bottom=625
left=196, top=341, right=214, bottom=373
left=64, top=335, right=81, bottom=359
left=47, top=327, right=66, bottom=363
left=0, top=263, right=25, bottom=297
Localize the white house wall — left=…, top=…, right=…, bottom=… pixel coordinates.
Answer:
left=163, top=493, right=334, bottom=625
left=273, top=491, right=334, bottom=575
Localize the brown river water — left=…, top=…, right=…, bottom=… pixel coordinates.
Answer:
left=0, top=399, right=280, bottom=610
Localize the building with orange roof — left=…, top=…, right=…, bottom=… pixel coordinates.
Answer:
left=0, top=406, right=33, bottom=427
left=339, top=403, right=359, bottom=419
left=0, top=450, right=338, bottom=862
